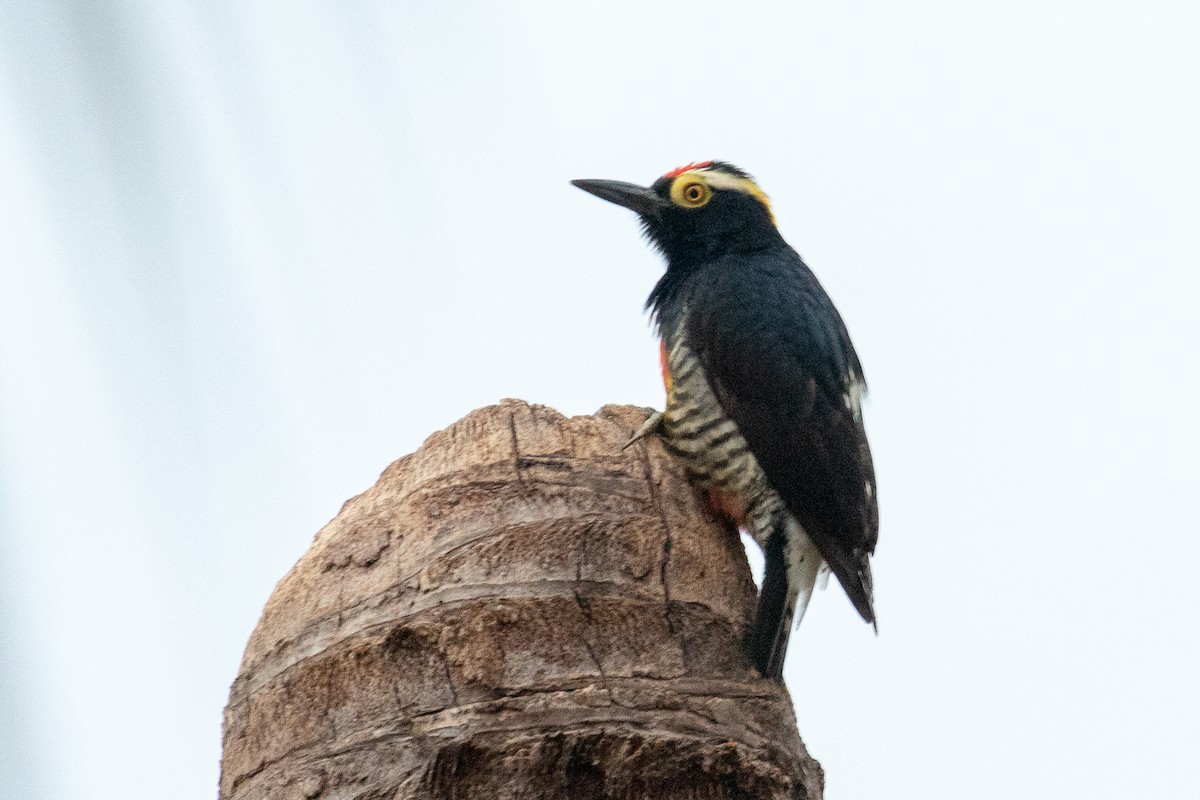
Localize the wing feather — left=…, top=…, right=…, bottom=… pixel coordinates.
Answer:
left=682, top=248, right=878, bottom=622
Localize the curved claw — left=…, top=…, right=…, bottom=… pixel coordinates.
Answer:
left=622, top=411, right=664, bottom=451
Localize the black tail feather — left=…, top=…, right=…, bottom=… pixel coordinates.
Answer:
left=824, top=548, right=876, bottom=627
left=745, top=532, right=795, bottom=681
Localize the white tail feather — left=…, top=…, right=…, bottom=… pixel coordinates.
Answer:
left=783, top=518, right=824, bottom=631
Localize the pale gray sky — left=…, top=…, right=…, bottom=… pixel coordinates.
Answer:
left=1, top=2, right=1198, bottom=798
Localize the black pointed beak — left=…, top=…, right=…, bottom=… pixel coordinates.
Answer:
left=571, top=178, right=667, bottom=218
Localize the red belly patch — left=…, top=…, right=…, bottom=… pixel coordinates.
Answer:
left=704, top=487, right=748, bottom=526
left=659, top=339, right=672, bottom=394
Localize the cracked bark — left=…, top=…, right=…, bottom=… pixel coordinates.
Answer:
left=220, top=400, right=823, bottom=800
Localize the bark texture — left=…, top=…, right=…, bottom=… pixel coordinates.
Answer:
left=220, top=400, right=823, bottom=800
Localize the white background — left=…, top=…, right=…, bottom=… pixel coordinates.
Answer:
left=2, top=2, right=1198, bottom=798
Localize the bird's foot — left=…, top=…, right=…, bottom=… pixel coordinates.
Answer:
left=622, top=410, right=664, bottom=451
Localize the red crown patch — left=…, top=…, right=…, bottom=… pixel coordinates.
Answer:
left=663, top=160, right=714, bottom=179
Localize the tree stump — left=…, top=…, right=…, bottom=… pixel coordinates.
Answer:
left=220, top=400, right=823, bottom=799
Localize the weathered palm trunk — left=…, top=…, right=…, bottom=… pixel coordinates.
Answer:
left=220, top=400, right=823, bottom=799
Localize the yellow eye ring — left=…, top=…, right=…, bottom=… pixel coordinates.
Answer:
left=671, top=177, right=713, bottom=208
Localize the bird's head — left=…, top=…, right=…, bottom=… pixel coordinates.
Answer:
left=572, top=161, right=783, bottom=266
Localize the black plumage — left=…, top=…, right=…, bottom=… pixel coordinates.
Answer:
left=654, top=247, right=878, bottom=624
left=573, top=162, right=878, bottom=678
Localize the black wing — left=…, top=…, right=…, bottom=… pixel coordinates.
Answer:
left=684, top=248, right=878, bottom=622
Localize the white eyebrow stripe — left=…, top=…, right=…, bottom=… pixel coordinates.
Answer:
left=701, top=170, right=753, bottom=192
left=689, top=169, right=776, bottom=224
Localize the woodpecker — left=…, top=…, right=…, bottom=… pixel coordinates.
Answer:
left=572, top=162, right=878, bottom=681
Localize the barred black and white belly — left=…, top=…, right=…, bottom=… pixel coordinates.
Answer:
left=657, top=328, right=827, bottom=640
left=659, top=332, right=784, bottom=548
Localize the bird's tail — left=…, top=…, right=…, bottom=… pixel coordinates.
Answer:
left=746, top=516, right=822, bottom=681
left=827, top=548, right=876, bottom=631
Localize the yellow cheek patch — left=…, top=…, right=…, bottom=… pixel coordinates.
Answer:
left=669, top=174, right=713, bottom=208
left=669, top=169, right=776, bottom=226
